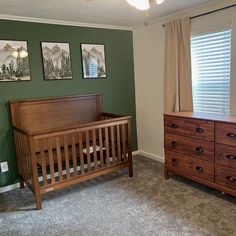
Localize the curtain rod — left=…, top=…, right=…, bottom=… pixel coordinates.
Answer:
left=162, top=3, right=236, bottom=27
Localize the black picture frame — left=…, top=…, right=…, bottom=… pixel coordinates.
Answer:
left=80, top=43, right=107, bottom=79
left=40, top=41, right=73, bottom=81
left=0, top=39, right=32, bottom=82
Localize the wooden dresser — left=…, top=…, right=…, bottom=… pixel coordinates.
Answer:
left=164, top=112, right=236, bottom=196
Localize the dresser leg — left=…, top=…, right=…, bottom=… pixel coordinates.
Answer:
left=164, top=167, right=169, bottom=180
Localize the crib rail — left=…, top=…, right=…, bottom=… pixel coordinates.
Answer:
left=31, top=118, right=131, bottom=194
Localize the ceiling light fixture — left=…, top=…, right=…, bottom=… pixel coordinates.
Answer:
left=127, top=0, right=166, bottom=10
left=155, top=0, right=165, bottom=4
left=127, top=0, right=150, bottom=10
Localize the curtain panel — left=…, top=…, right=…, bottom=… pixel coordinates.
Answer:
left=164, top=17, right=193, bottom=112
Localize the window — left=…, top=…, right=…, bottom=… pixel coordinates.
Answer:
left=191, top=29, right=232, bottom=114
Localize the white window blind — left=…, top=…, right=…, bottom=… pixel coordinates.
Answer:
left=191, top=29, right=232, bottom=114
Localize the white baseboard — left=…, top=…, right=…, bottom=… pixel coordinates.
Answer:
left=0, top=183, right=20, bottom=194
left=135, top=150, right=165, bottom=163
left=132, top=150, right=140, bottom=155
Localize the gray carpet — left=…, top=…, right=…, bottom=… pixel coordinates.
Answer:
left=1, top=155, right=236, bottom=236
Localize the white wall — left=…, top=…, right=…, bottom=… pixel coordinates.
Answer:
left=133, top=0, right=236, bottom=161
left=133, top=21, right=165, bottom=160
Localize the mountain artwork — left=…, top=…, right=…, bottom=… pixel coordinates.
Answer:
left=0, top=40, right=30, bottom=82
left=81, top=44, right=106, bottom=79
left=41, top=42, right=72, bottom=80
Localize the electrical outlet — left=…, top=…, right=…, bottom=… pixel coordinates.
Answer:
left=0, top=162, right=9, bottom=173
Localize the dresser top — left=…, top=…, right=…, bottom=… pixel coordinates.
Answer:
left=164, top=112, right=236, bottom=123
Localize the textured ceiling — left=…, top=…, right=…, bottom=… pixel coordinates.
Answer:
left=0, top=0, right=214, bottom=28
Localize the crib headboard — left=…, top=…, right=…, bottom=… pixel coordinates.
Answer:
left=10, top=94, right=102, bottom=132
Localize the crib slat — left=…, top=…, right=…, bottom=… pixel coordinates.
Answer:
left=92, top=130, right=98, bottom=169
left=111, top=126, right=115, bottom=163
left=14, top=132, right=22, bottom=179
left=48, top=138, right=55, bottom=183
left=105, top=127, right=110, bottom=165
left=22, top=135, right=29, bottom=181
left=14, top=132, right=20, bottom=182
left=127, top=119, right=133, bottom=177
left=23, top=136, right=28, bottom=181
left=79, top=132, right=85, bottom=174
left=99, top=128, right=104, bottom=167
left=40, top=140, right=48, bottom=185
left=64, top=136, right=70, bottom=179
left=25, top=136, right=31, bottom=182
left=56, top=137, right=63, bottom=181
left=18, top=133, right=24, bottom=179
left=25, top=136, right=32, bottom=184
left=116, top=125, right=121, bottom=162
left=122, top=124, right=126, bottom=161
left=86, top=131, right=91, bottom=171
left=26, top=136, right=31, bottom=183
left=71, top=134, right=78, bottom=176
left=25, top=136, right=31, bottom=183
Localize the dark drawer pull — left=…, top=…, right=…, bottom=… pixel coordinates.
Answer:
left=226, top=176, right=236, bottom=182
left=170, top=123, right=179, bottom=129
left=171, top=141, right=177, bottom=147
left=196, top=166, right=204, bottom=172
left=196, top=146, right=204, bottom=154
left=196, top=127, right=204, bottom=133
left=226, top=155, right=236, bottom=160
left=227, top=133, right=236, bottom=138
left=172, top=159, right=179, bottom=165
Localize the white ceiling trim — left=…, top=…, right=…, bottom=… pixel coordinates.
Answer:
left=152, top=0, right=236, bottom=26
left=133, top=0, right=235, bottom=29
left=0, top=13, right=133, bottom=31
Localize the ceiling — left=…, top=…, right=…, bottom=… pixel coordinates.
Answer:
left=0, top=0, right=214, bottom=28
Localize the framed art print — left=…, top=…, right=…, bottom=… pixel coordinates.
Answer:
left=81, top=43, right=107, bottom=79
left=0, top=40, right=31, bottom=82
left=41, top=42, right=72, bottom=80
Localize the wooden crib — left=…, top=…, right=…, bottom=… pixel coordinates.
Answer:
left=10, top=94, right=133, bottom=209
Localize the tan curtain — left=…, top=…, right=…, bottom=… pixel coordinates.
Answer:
left=164, top=17, right=193, bottom=113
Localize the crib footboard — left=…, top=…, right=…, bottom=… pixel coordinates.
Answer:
left=22, top=117, right=132, bottom=209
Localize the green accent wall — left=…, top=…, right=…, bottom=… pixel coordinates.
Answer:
left=0, top=20, right=137, bottom=188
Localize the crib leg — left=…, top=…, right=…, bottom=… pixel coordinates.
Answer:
left=129, top=164, right=133, bottom=177
left=19, top=178, right=25, bottom=188
left=35, top=192, right=42, bottom=210
left=129, top=156, right=133, bottom=177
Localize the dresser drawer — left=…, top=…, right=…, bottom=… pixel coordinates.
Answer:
left=215, top=164, right=236, bottom=190
left=215, top=144, right=236, bottom=168
left=165, top=133, right=214, bottom=162
left=164, top=115, right=214, bottom=141
left=165, top=150, right=214, bottom=181
left=215, top=122, right=236, bottom=146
